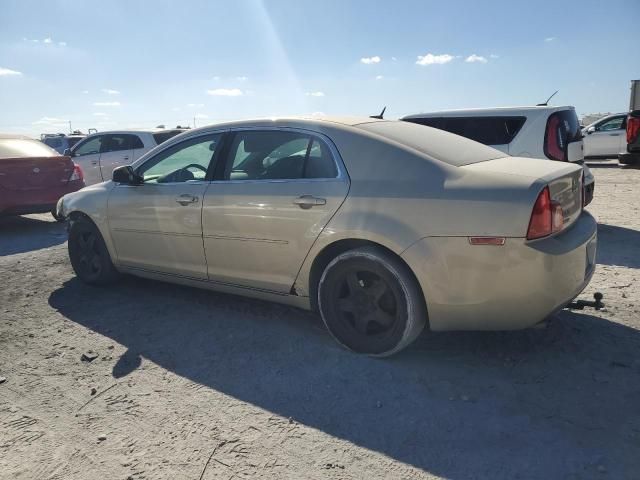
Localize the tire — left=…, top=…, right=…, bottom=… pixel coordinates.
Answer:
left=317, top=246, right=427, bottom=357
left=51, top=208, right=65, bottom=223
left=68, top=216, right=119, bottom=285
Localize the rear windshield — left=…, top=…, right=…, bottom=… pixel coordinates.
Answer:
left=0, top=139, right=59, bottom=159
left=153, top=130, right=184, bottom=145
left=357, top=121, right=507, bottom=166
left=404, top=116, right=526, bottom=146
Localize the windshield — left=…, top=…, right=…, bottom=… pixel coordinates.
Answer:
left=358, top=121, right=507, bottom=166
left=0, top=139, right=59, bottom=159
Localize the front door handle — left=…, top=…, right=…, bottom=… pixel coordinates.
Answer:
left=293, top=195, right=326, bottom=209
left=123, top=156, right=130, bottom=160
left=176, top=194, right=199, bottom=206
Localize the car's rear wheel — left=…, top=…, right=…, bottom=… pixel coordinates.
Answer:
left=68, top=216, right=119, bottom=285
left=318, top=246, right=426, bottom=357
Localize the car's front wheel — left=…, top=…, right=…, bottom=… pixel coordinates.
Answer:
left=318, top=246, right=427, bottom=357
left=68, top=216, right=119, bottom=285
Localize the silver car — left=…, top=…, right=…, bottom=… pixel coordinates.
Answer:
left=58, top=117, right=597, bottom=356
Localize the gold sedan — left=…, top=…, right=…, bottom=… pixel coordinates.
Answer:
left=58, top=117, right=597, bottom=356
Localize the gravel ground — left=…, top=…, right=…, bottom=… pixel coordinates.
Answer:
left=1, top=163, right=639, bottom=480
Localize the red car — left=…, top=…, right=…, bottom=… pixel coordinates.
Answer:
left=0, top=134, right=84, bottom=221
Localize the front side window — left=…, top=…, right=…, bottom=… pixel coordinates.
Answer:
left=138, top=134, right=221, bottom=184
left=598, top=116, right=625, bottom=131
left=73, top=136, right=103, bottom=156
left=225, top=130, right=337, bottom=180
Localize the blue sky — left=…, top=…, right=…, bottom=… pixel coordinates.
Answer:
left=0, top=0, right=638, bottom=136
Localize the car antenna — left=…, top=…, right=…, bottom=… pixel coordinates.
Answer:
left=370, top=106, right=386, bottom=119
left=537, top=90, right=558, bottom=106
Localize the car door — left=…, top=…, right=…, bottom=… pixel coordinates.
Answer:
left=202, top=129, right=349, bottom=293
left=70, top=135, right=105, bottom=185
left=107, top=133, right=223, bottom=278
left=99, top=134, right=138, bottom=180
left=586, top=116, right=625, bottom=157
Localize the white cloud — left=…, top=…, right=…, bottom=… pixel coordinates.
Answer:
left=187, top=103, right=204, bottom=108
left=490, top=54, right=500, bottom=59
left=465, top=54, right=488, bottom=63
left=375, top=75, right=384, bottom=80
left=92, top=112, right=107, bottom=117
left=59, top=41, right=67, bottom=47
left=545, top=37, right=556, bottom=42
left=194, top=113, right=209, bottom=119
left=0, top=67, right=22, bottom=76
left=31, top=39, right=39, bottom=43
left=310, top=112, right=326, bottom=117
left=306, top=91, right=325, bottom=97
left=391, top=56, right=397, bottom=61
left=212, top=76, right=221, bottom=81
left=361, top=56, right=381, bottom=64
left=32, top=116, right=66, bottom=125
left=206, top=88, right=243, bottom=97
left=416, top=53, right=454, bottom=66
left=81, top=90, right=89, bottom=94
left=101, top=88, right=120, bottom=95
left=93, top=101, right=121, bottom=107
left=43, top=38, right=52, bottom=44
left=236, top=76, right=248, bottom=81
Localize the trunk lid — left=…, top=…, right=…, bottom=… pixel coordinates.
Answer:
left=463, top=156, right=584, bottom=232
left=0, top=156, right=75, bottom=191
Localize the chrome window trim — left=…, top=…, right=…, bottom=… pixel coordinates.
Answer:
left=117, top=125, right=349, bottom=187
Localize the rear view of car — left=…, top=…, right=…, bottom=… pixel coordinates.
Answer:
left=619, top=79, right=640, bottom=165
left=402, top=106, right=595, bottom=205
left=0, top=135, right=84, bottom=221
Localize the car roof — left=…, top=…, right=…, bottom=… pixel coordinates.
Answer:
left=0, top=133, right=34, bottom=140
left=402, top=105, right=576, bottom=119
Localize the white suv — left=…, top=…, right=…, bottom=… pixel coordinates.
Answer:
left=67, top=129, right=185, bottom=186
left=582, top=113, right=627, bottom=159
left=402, top=106, right=594, bottom=205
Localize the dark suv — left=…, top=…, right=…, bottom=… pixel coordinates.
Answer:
left=41, top=132, right=86, bottom=154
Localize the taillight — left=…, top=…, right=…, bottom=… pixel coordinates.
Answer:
left=69, top=163, right=84, bottom=182
left=544, top=113, right=567, bottom=161
left=527, top=187, right=564, bottom=240
left=627, top=115, right=640, bottom=144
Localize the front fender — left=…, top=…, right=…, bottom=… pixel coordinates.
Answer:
left=60, top=182, right=117, bottom=261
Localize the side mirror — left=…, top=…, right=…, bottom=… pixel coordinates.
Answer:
left=63, top=148, right=72, bottom=156
left=586, top=126, right=596, bottom=134
left=112, top=165, right=142, bottom=185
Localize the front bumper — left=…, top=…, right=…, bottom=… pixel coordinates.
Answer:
left=401, top=211, right=598, bottom=331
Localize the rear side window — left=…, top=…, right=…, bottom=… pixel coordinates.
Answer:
left=544, top=110, right=582, bottom=161
left=405, top=116, right=526, bottom=145
left=101, top=134, right=144, bottom=153
left=0, top=139, right=58, bottom=159
left=153, top=130, right=184, bottom=145
left=224, top=130, right=338, bottom=180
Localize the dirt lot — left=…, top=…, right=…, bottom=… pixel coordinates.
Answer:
left=1, top=163, right=639, bottom=480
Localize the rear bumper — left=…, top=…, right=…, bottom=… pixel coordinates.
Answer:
left=402, top=211, right=598, bottom=331
left=0, top=181, right=84, bottom=216
left=618, top=152, right=640, bottom=165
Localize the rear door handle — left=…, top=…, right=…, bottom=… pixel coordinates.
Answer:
left=123, top=156, right=130, bottom=160
left=293, top=195, right=326, bottom=209
left=608, top=133, right=620, bottom=136
left=176, top=194, right=199, bottom=206
left=91, top=160, right=99, bottom=166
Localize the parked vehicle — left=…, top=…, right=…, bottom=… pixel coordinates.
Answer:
left=619, top=80, right=640, bottom=165
left=67, top=128, right=185, bottom=185
left=582, top=113, right=627, bottom=159
left=0, top=134, right=84, bottom=221
left=401, top=106, right=595, bottom=206
left=58, top=117, right=597, bottom=356
left=41, top=131, right=86, bottom=154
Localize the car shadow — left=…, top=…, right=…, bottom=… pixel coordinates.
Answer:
left=0, top=214, right=67, bottom=256
left=49, top=276, right=640, bottom=479
left=597, top=223, right=640, bottom=269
